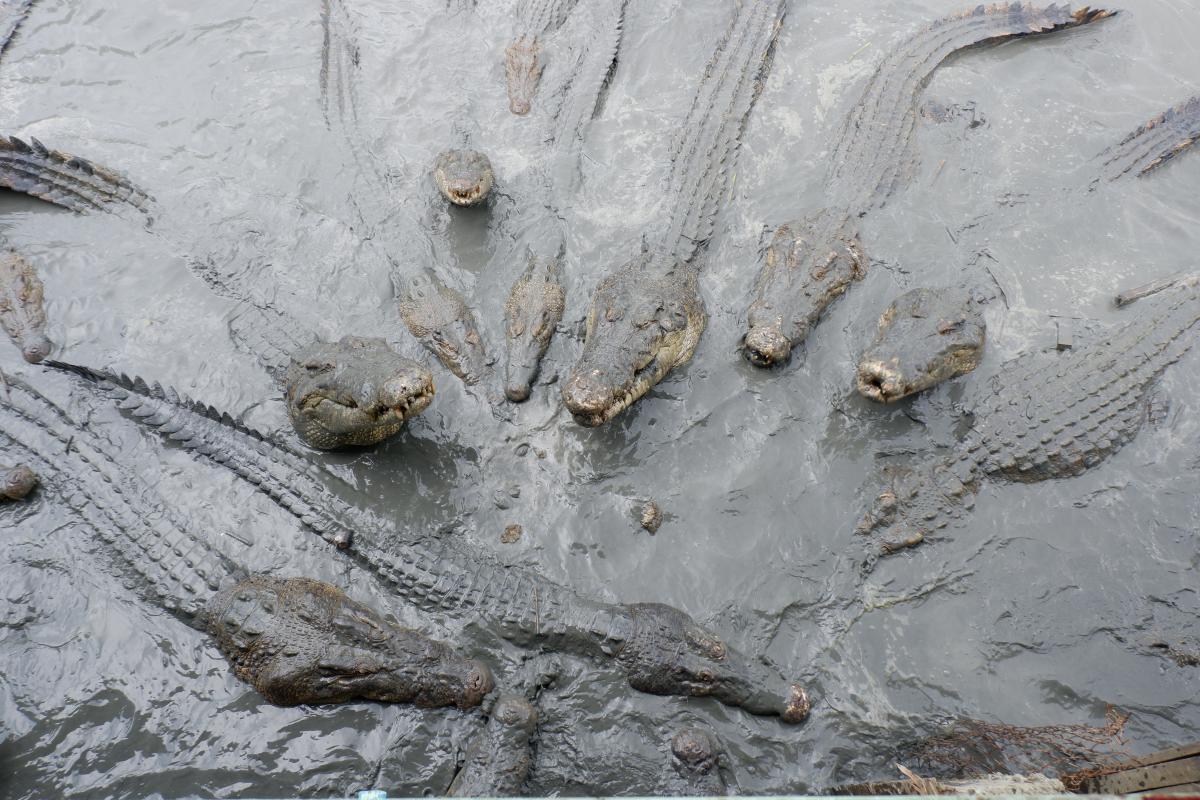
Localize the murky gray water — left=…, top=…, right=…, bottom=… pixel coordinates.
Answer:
left=1, top=0, right=1198, bottom=796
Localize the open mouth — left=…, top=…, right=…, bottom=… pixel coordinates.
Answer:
left=447, top=186, right=482, bottom=205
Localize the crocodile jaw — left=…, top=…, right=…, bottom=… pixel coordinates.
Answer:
left=433, top=149, right=495, bottom=206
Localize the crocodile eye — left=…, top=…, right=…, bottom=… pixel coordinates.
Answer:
left=697, top=669, right=714, bottom=683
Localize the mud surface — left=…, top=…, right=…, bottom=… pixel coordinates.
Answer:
left=1, top=0, right=1198, bottom=796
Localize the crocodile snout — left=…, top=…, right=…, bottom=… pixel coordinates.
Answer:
left=743, top=325, right=792, bottom=368
left=561, top=372, right=611, bottom=426
left=856, top=360, right=905, bottom=403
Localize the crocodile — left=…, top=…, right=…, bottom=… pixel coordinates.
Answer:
left=0, top=375, right=492, bottom=708
left=855, top=276, right=1200, bottom=563
left=498, top=0, right=626, bottom=402
left=0, top=248, right=50, bottom=363
left=1095, top=94, right=1200, bottom=181
left=0, top=0, right=33, bottom=61
left=665, top=728, right=729, bottom=796
left=284, top=336, right=435, bottom=450
left=1, top=462, right=37, bottom=500
left=51, top=360, right=812, bottom=723
left=447, top=694, right=538, bottom=796
left=399, top=270, right=491, bottom=387
left=741, top=4, right=1117, bottom=368
left=856, top=285, right=987, bottom=403
left=434, top=149, right=495, bottom=207
left=504, top=0, right=580, bottom=115
left=562, top=0, right=785, bottom=426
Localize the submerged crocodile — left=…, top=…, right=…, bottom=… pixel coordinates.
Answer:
left=0, top=375, right=492, bottom=708
left=399, top=271, right=491, bottom=387
left=1, top=462, right=37, bottom=500
left=856, top=276, right=1200, bottom=562
left=665, top=728, right=729, bottom=796
left=0, top=0, right=33, bottom=61
left=447, top=694, right=538, bottom=796
left=498, top=0, right=626, bottom=401
left=0, top=134, right=153, bottom=216
left=741, top=4, right=1117, bottom=368
left=51, top=361, right=811, bottom=724
left=856, top=285, right=986, bottom=403
left=504, top=0, right=580, bottom=115
left=0, top=248, right=50, bottom=363
left=562, top=0, right=784, bottom=426
left=1096, top=93, right=1200, bottom=181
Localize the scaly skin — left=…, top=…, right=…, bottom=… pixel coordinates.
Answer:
left=666, top=728, right=728, bottom=796
left=504, top=251, right=565, bottom=402
left=742, top=4, right=1117, bottom=367
left=447, top=694, right=538, bottom=796
left=563, top=257, right=705, bottom=427
left=1096, top=94, right=1200, bottom=181
left=0, top=134, right=154, bottom=216
left=1, top=462, right=37, bottom=500
left=565, top=0, right=783, bottom=425
left=856, top=278, right=1200, bottom=562
left=0, top=249, right=51, bottom=363
left=0, top=375, right=491, bottom=710
left=505, top=0, right=580, bottom=115
left=399, top=271, right=491, bottom=386
left=433, top=149, right=495, bottom=207
left=856, top=285, right=986, bottom=403
left=0, top=0, right=33, bottom=60
left=53, top=361, right=812, bottom=723
left=285, top=336, right=434, bottom=450
left=207, top=576, right=492, bottom=708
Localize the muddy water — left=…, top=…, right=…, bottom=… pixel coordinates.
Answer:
left=1, top=0, right=1198, bottom=796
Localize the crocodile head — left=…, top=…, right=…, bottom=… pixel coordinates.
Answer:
left=857, top=286, right=986, bottom=403
left=504, top=252, right=565, bottom=402
left=285, top=336, right=434, bottom=450
left=205, top=576, right=493, bottom=709
left=505, top=36, right=543, bottom=115
left=562, top=261, right=705, bottom=426
left=743, top=217, right=864, bottom=368
left=1, top=464, right=38, bottom=501
left=618, top=603, right=810, bottom=723
left=433, top=149, right=495, bottom=207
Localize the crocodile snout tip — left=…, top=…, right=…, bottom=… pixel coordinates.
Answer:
left=461, top=661, right=495, bottom=709
left=561, top=373, right=609, bottom=427
left=743, top=326, right=792, bottom=368
left=505, top=382, right=531, bottom=403
left=781, top=683, right=812, bottom=724
left=856, top=360, right=904, bottom=403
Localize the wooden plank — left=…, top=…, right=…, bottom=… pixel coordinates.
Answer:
left=1139, top=781, right=1200, bottom=794
left=1093, top=755, right=1200, bottom=794
left=1107, top=743, right=1200, bottom=771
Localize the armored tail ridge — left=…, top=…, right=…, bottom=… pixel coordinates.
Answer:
left=0, top=0, right=34, bottom=60
left=0, top=133, right=154, bottom=216
left=1096, top=94, right=1200, bottom=181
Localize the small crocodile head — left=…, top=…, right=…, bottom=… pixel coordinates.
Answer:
left=433, top=149, right=495, bottom=207
left=20, top=333, right=51, bottom=364
left=857, top=286, right=985, bottom=403
left=1, top=464, right=38, bottom=501
left=505, top=36, right=543, bottom=115
left=205, top=576, right=493, bottom=709
left=285, top=336, right=434, bottom=450
left=562, top=262, right=705, bottom=426
left=743, top=217, right=864, bottom=368
left=618, top=603, right=810, bottom=723
left=671, top=728, right=720, bottom=774
left=504, top=253, right=565, bottom=402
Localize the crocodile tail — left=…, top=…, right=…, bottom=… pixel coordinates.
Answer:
left=0, top=381, right=240, bottom=622
left=658, top=0, right=785, bottom=264
left=829, top=3, right=1117, bottom=214
left=0, top=0, right=33, bottom=60
left=0, top=134, right=154, bottom=216
left=226, top=303, right=316, bottom=383
left=1094, top=94, right=1200, bottom=181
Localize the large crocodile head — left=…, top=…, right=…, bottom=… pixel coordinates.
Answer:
left=505, top=36, right=544, bottom=116
left=743, top=216, right=864, bottom=368
left=285, top=336, right=434, bottom=450
left=433, top=149, right=495, bottom=207
left=618, top=603, right=810, bottom=723
left=1, top=464, right=38, bottom=501
left=856, top=286, right=985, bottom=403
left=205, top=576, right=493, bottom=708
left=562, top=260, right=705, bottom=426
left=504, top=251, right=565, bottom=402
